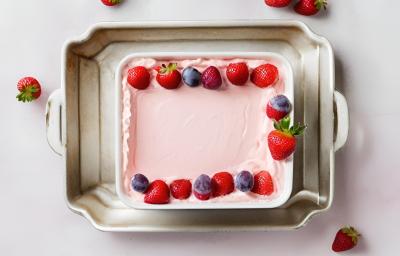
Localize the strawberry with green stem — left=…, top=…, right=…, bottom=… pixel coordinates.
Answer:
left=101, top=0, right=122, bottom=6
left=16, top=77, right=42, bottom=103
left=268, top=116, right=306, bottom=160
left=332, top=226, right=361, bottom=252
left=294, top=0, right=327, bottom=16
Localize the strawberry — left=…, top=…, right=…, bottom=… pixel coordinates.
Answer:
left=226, top=62, right=249, bottom=86
left=211, top=172, right=234, bottom=197
left=170, top=179, right=192, bottom=200
left=332, top=226, right=360, bottom=252
left=265, top=0, right=292, bottom=8
left=294, top=0, right=327, bottom=16
left=156, top=63, right=182, bottom=89
left=144, top=180, right=170, bottom=204
left=101, top=0, right=122, bottom=6
left=16, top=77, right=41, bottom=103
left=127, top=66, right=150, bottom=90
left=268, top=116, right=306, bottom=160
left=251, top=171, right=274, bottom=196
left=251, top=64, right=279, bottom=88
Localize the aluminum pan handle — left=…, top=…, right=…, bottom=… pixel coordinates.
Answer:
left=46, top=89, right=64, bottom=156
left=333, top=91, right=349, bottom=151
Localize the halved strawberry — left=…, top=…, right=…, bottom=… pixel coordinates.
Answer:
left=170, top=179, right=192, bottom=200
left=251, top=171, right=274, bottom=196
left=156, top=63, right=182, bottom=89
left=226, top=62, right=249, bottom=86
left=16, top=77, right=41, bottom=103
left=268, top=116, right=306, bottom=160
left=127, top=66, right=150, bottom=90
left=211, top=172, right=234, bottom=197
left=144, top=180, right=170, bottom=204
left=250, top=64, right=279, bottom=88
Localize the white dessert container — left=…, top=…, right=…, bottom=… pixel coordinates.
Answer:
left=115, top=52, right=294, bottom=210
left=46, top=20, right=348, bottom=231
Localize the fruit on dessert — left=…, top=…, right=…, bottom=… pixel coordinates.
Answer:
left=144, top=180, right=170, bottom=204
left=294, top=0, right=327, bottom=16
left=156, top=63, right=182, bottom=89
left=251, top=170, right=274, bottom=196
left=226, top=62, right=249, bottom=86
left=332, top=226, right=360, bottom=252
left=201, top=66, right=222, bottom=90
left=193, top=174, right=212, bottom=200
left=170, top=179, right=192, bottom=200
left=131, top=173, right=149, bottom=193
left=266, top=95, right=292, bottom=121
left=211, top=172, right=235, bottom=197
left=251, top=64, right=279, bottom=88
left=268, top=116, right=306, bottom=160
left=16, top=77, right=41, bottom=102
left=235, top=170, right=254, bottom=192
left=127, top=66, right=150, bottom=90
left=182, top=67, right=201, bottom=87
left=265, top=0, right=292, bottom=8
left=101, top=0, right=122, bottom=6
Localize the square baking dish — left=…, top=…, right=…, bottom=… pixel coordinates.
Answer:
left=46, top=20, right=348, bottom=231
left=115, top=52, right=294, bottom=209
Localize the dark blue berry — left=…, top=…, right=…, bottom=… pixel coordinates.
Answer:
left=270, top=95, right=291, bottom=113
left=235, top=170, right=254, bottom=192
left=182, top=67, right=201, bottom=87
left=193, top=174, right=211, bottom=195
left=131, top=173, right=149, bottom=193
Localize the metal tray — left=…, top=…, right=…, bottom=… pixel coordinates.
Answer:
left=46, top=20, right=349, bottom=231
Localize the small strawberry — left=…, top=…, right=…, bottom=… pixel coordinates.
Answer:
left=266, top=95, right=292, bottom=121
left=16, top=77, right=42, bottom=103
left=265, top=0, right=292, bottom=8
left=156, top=63, right=182, bottom=89
left=211, top=172, right=234, bottom=197
left=332, top=226, right=361, bottom=252
left=201, top=66, right=222, bottom=90
left=193, top=174, right=212, bottom=200
left=251, top=171, right=274, bottom=196
left=170, top=179, right=192, bottom=200
left=101, top=0, right=122, bottom=6
left=127, top=66, right=150, bottom=90
left=251, top=64, right=279, bottom=88
left=294, top=0, right=327, bottom=16
left=268, top=116, right=306, bottom=160
left=144, top=180, right=170, bottom=204
left=226, top=62, right=249, bottom=86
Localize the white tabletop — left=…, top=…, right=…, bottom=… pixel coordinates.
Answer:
left=1, top=0, right=398, bottom=255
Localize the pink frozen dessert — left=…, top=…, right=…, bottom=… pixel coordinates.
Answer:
left=118, top=55, right=294, bottom=208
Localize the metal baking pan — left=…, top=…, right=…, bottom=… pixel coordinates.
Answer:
left=46, top=20, right=348, bottom=231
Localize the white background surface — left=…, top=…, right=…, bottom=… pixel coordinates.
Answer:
left=1, top=0, right=399, bottom=255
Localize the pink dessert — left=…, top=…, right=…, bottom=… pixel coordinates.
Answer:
left=118, top=55, right=294, bottom=208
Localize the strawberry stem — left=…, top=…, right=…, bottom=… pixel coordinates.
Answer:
left=16, top=85, right=39, bottom=103
left=273, top=116, right=306, bottom=136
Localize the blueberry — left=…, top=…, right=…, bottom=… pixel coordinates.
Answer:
left=131, top=173, right=149, bottom=193
left=193, top=174, right=212, bottom=195
left=235, top=170, right=254, bottom=192
left=269, top=95, right=291, bottom=113
left=182, top=67, right=201, bottom=87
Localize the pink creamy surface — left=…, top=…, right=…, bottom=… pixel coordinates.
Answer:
left=121, top=57, right=291, bottom=204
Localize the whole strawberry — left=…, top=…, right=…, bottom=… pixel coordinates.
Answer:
left=294, top=0, right=327, bottom=16
left=226, top=62, right=249, bottom=86
left=268, top=116, right=306, bottom=160
left=201, top=66, right=222, bottom=90
left=101, top=0, right=122, bottom=6
left=170, top=179, right=192, bottom=200
left=265, top=0, right=292, bottom=8
left=156, top=63, right=182, bottom=89
left=251, top=64, right=279, bottom=88
left=251, top=170, right=274, bottom=196
left=127, top=66, right=150, bottom=90
left=332, top=226, right=360, bottom=252
left=16, top=77, right=42, bottom=103
left=144, top=180, right=170, bottom=204
left=266, top=95, right=292, bottom=121
left=211, top=171, right=234, bottom=197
